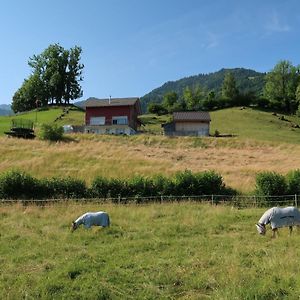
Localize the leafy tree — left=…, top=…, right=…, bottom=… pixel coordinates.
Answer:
left=202, top=91, right=217, bottom=110
left=296, top=84, right=300, bottom=116
left=221, top=72, right=239, bottom=105
left=296, top=83, right=300, bottom=102
left=12, top=44, right=84, bottom=112
left=264, top=60, right=299, bottom=113
left=12, top=73, right=47, bottom=112
left=162, top=91, right=184, bottom=112
left=183, top=86, right=204, bottom=110
left=147, top=102, right=168, bottom=115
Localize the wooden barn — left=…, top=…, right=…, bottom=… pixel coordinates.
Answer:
left=84, top=97, right=142, bottom=135
left=163, top=111, right=211, bottom=136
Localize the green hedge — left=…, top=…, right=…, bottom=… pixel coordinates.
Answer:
left=254, top=170, right=300, bottom=205
left=286, top=169, right=300, bottom=195
left=0, top=170, right=234, bottom=201
left=255, top=171, right=288, bottom=196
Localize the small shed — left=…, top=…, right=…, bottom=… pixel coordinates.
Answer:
left=163, top=111, right=211, bottom=137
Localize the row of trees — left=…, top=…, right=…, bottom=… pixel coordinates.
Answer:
left=12, top=44, right=84, bottom=113
left=148, top=72, right=251, bottom=114
left=148, top=60, right=300, bottom=115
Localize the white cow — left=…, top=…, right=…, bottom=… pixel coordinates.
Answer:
left=72, top=211, right=110, bottom=231
left=256, top=206, right=300, bottom=238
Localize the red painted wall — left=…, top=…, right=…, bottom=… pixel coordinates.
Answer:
left=85, top=104, right=140, bottom=130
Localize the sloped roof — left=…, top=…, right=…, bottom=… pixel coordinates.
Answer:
left=85, top=97, right=140, bottom=107
left=173, top=111, right=211, bottom=122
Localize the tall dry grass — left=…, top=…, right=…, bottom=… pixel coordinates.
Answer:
left=1, top=135, right=300, bottom=192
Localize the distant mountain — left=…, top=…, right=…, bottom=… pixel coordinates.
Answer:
left=0, top=104, right=13, bottom=116
left=140, top=68, right=266, bottom=112
left=74, top=100, right=86, bottom=109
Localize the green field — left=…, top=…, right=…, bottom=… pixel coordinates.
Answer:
left=210, top=107, right=300, bottom=144
left=0, top=106, right=85, bottom=136
left=1, top=106, right=300, bottom=143
left=1, top=107, right=300, bottom=192
left=1, top=203, right=300, bottom=299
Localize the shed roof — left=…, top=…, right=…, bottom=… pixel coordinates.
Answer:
left=173, top=111, right=211, bottom=122
left=85, top=97, right=140, bottom=108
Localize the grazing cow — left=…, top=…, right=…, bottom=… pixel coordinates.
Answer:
left=256, top=206, right=300, bottom=238
left=72, top=211, right=110, bottom=231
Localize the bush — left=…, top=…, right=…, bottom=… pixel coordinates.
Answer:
left=0, top=170, right=39, bottom=199
left=171, top=170, right=226, bottom=196
left=255, top=171, right=288, bottom=196
left=90, top=176, right=125, bottom=199
left=286, top=169, right=300, bottom=195
left=126, top=176, right=156, bottom=197
left=147, top=103, right=168, bottom=115
left=43, top=177, right=87, bottom=199
left=39, top=123, right=64, bottom=141
left=152, top=175, right=174, bottom=196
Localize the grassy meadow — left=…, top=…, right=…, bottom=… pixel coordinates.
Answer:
left=1, top=106, right=300, bottom=193
left=1, top=202, right=300, bottom=299
left=1, top=133, right=300, bottom=192
left=0, top=106, right=84, bottom=136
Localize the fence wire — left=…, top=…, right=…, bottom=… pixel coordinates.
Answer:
left=0, top=194, right=299, bottom=208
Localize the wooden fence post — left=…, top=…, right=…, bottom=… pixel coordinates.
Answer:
left=295, top=194, right=298, bottom=207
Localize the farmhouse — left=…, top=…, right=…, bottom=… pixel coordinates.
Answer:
left=163, top=111, right=211, bottom=136
left=84, top=97, right=142, bottom=135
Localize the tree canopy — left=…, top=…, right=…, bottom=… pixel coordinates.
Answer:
left=12, top=44, right=84, bottom=113
left=264, top=60, right=299, bottom=113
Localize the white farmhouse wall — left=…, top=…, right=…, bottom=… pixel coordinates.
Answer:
left=175, top=122, right=209, bottom=136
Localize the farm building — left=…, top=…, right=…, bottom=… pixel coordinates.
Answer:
left=163, top=111, right=211, bottom=136
left=84, top=97, right=142, bottom=135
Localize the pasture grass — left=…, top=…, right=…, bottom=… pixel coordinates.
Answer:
left=1, top=203, right=300, bottom=299
left=1, top=134, right=300, bottom=192
left=210, top=107, right=300, bottom=144
left=0, top=106, right=85, bottom=136
left=1, top=106, right=300, bottom=192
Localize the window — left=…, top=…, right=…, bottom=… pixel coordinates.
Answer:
left=90, top=116, right=105, bottom=125
left=112, top=116, right=128, bottom=125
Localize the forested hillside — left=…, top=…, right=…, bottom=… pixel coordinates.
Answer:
left=141, top=68, right=265, bottom=112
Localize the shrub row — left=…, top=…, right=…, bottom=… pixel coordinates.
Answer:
left=0, top=170, right=234, bottom=201
left=255, top=170, right=300, bottom=196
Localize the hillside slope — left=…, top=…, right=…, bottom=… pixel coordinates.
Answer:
left=1, top=107, right=300, bottom=192
left=141, top=68, right=265, bottom=112
left=0, top=106, right=84, bottom=136
left=210, top=107, right=300, bottom=143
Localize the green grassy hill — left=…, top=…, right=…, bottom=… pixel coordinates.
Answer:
left=210, top=107, right=300, bottom=144
left=1, top=106, right=300, bottom=192
left=1, top=106, right=299, bottom=144
left=0, top=106, right=85, bottom=136
left=141, top=108, right=300, bottom=144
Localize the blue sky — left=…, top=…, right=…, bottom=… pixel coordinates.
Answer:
left=0, top=0, right=300, bottom=105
